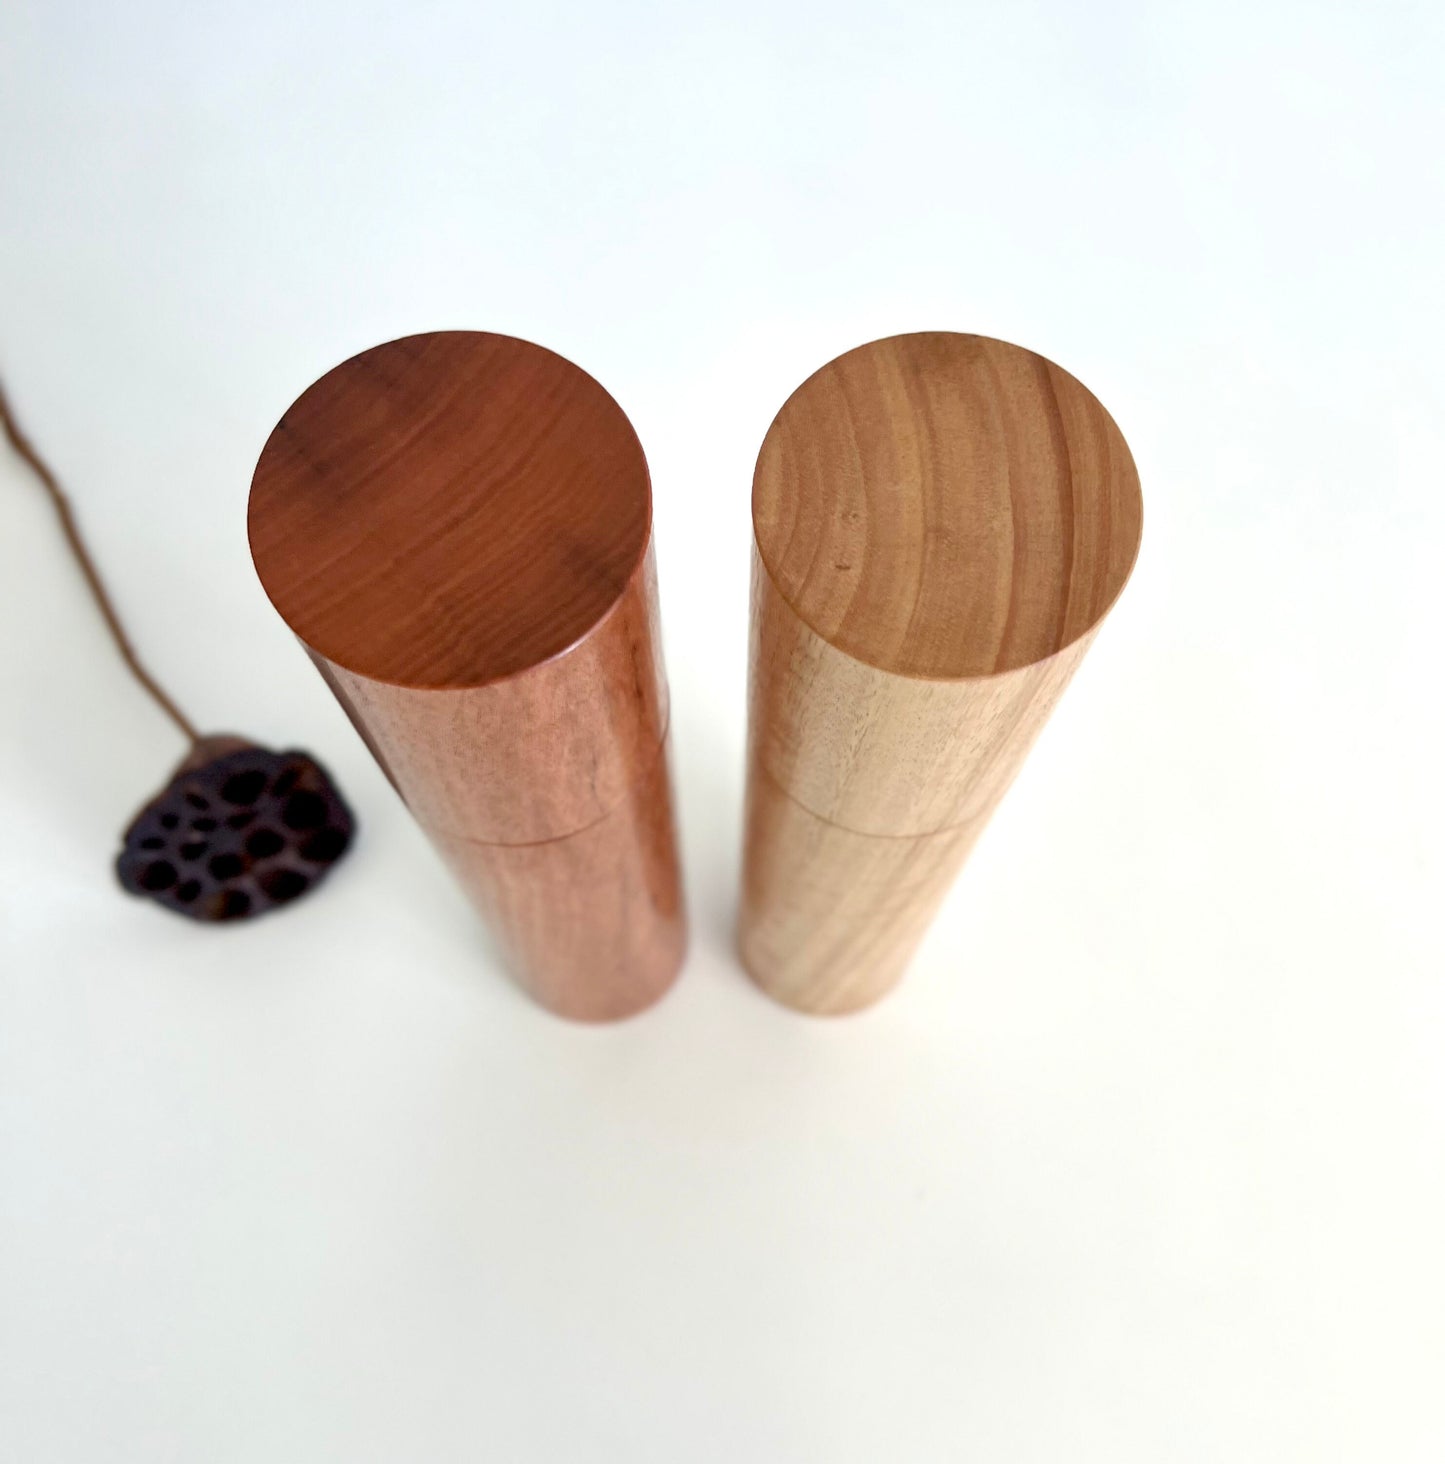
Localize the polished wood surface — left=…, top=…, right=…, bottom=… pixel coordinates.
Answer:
left=435, top=735, right=684, bottom=1023
left=742, top=333, right=1143, bottom=1014
left=249, top=332, right=684, bottom=1020
left=250, top=331, right=653, bottom=690
left=741, top=758, right=985, bottom=1015
left=312, top=551, right=668, bottom=844
left=752, top=331, right=1140, bottom=679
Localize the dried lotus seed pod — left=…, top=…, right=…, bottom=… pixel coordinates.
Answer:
left=115, top=735, right=354, bottom=921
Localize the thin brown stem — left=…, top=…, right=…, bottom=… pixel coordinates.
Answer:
left=0, top=372, right=200, bottom=744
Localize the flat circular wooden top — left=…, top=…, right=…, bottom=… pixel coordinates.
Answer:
left=753, top=333, right=1143, bottom=679
left=249, top=332, right=651, bottom=689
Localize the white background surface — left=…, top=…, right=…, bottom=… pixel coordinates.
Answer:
left=2, top=2, right=1442, bottom=1459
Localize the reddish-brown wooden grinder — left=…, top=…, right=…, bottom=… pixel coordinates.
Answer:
left=248, top=332, right=686, bottom=1021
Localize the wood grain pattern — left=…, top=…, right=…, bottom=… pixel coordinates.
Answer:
left=312, top=551, right=668, bottom=844
left=250, top=331, right=652, bottom=690
left=740, top=760, right=984, bottom=1014
left=741, top=333, right=1142, bottom=1014
left=434, top=735, right=683, bottom=1023
left=249, top=331, right=685, bottom=1021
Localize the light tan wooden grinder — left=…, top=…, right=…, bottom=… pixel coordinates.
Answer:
left=740, top=332, right=1143, bottom=1014
left=249, top=331, right=685, bottom=1021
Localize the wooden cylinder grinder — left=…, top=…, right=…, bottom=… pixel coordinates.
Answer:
left=249, top=331, right=686, bottom=1021
left=740, top=332, right=1143, bottom=1014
